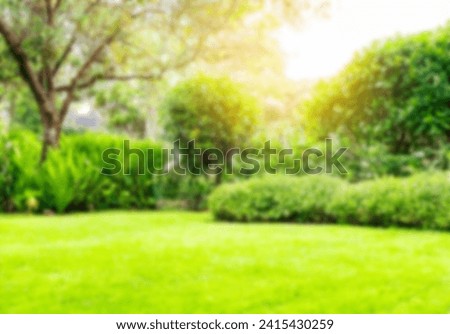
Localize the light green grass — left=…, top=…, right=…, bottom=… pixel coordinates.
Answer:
left=0, top=211, right=449, bottom=313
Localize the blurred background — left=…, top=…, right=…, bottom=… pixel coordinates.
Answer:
left=1, top=0, right=449, bottom=315
left=0, top=0, right=449, bottom=215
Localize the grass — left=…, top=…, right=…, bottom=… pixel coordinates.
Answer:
left=0, top=211, right=449, bottom=313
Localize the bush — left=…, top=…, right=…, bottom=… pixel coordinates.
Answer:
left=1, top=130, right=41, bottom=212
left=161, top=74, right=260, bottom=183
left=301, top=23, right=450, bottom=179
left=208, top=175, right=345, bottom=222
left=155, top=173, right=215, bottom=210
left=162, top=74, right=260, bottom=151
left=0, top=130, right=15, bottom=212
left=328, top=172, right=450, bottom=230
left=209, top=173, right=449, bottom=230
left=0, top=130, right=164, bottom=213
left=59, top=133, right=164, bottom=211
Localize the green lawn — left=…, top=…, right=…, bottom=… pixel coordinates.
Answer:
left=0, top=211, right=449, bottom=313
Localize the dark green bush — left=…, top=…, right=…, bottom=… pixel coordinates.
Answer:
left=60, top=133, right=163, bottom=212
left=155, top=173, right=216, bottom=210
left=1, top=130, right=41, bottom=212
left=328, top=172, right=450, bottom=230
left=0, top=130, right=163, bottom=213
left=0, top=130, right=16, bottom=211
left=301, top=23, right=450, bottom=180
left=208, top=175, right=345, bottom=222
left=161, top=74, right=260, bottom=183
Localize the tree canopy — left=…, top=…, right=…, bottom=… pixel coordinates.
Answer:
left=162, top=74, right=260, bottom=151
left=302, top=23, right=450, bottom=154
left=0, top=0, right=323, bottom=161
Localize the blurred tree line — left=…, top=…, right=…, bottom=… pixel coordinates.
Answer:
left=0, top=0, right=325, bottom=162
left=0, top=1, right=448, bottom=212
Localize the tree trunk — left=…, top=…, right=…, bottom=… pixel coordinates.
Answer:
left=40, top=116, right=62, bottom=163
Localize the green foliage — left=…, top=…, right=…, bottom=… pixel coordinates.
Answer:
left=48, top=134, right=163, bottom=212
left=209, top=173, right=450, bottom=230
left=175, top=175, right=215, bottom=211
left=8, top=87, right=41, bottom=133
left=1, top=0, right=317, bottom=152
left=39, top=145, right=99, bottom=213
left=162, top=74, right=260, bottom=154
left=0, top=130, right=16, bottom=211
left=0, top=130, right=163, bottom=213
left=209, top=175, right=344, bottom=222
left=0, top=129, right=41, bottom=212
left=302, top=23, right=450, bottom=178
left=95, top=83, right=147, bottom=138
left=339, top=144, right=440, bottom=181
left=155, top=172, right=217, bottom=210
left=328, top=172, right=450, bottom=230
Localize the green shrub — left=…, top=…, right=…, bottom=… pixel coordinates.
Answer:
left=301, top=23, right=450, bottom=180
left=0, top=130, right=15, bottom=212
left=0, top=130, right=164, bottom=213
left=155, top=173, right=215, bottom=210
left=209, top=173, right=449, bottom=230
left=328, top=172, right=450, bottom=229
left=209, top=175, right=345, bottom=222
left=62, top=133, right=163, bottom=211
left=161, top=74, right=260, bottom=183
left=39, top=146, right=101, bottom=213
left=1, top=130, right=41, bottom=212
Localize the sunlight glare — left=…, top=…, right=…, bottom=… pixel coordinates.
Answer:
left=277, top=0, right=450, bottom=80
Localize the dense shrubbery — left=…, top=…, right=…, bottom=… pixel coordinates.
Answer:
left=2, top=127, right=449, bottom=230
left=208, top=175, right=345, bottom=222
left=301, top=23, right=450, bottom=180
left=155, top=173, right=216, bottom=210
left=209, top=173, right=450, bottom=230
left=0, top=130, right=163, bottom=213
left=329, top=172, right=450, bottom=229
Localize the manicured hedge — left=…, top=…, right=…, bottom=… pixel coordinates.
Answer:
left=328, top=172, right=450, bottom=230
left=209, top=173, right=450, bottom=230
left=208, top=175, right=345, bottom=222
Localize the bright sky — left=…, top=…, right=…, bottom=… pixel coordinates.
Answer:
left=277, top=0, right=450, bottom=80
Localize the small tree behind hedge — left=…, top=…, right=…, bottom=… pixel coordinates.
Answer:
left=162, top=74, right=260, bottom=183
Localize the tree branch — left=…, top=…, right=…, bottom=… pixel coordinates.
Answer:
left=103, top=73, right=162, bottom=81
left=55, top=72, right=162, bottom=92
left=52, top=35, right=76, bottom=77
left=0, top=19, right=51, bottom=115
left=45, top=0, right=54, bottom=25
left=54, top=0, right=63, bottom=12
left=52, top=0, right=106, bottom=78
left=131, top=3, right=165, bottom=18
left=84, top=0, right=103, bottom=15
left=58, top=27, right=121, bottom=119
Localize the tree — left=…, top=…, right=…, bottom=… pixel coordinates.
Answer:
left=3, top=86, right=42, bottom=133
left=161, top=74, right=260, bottom=183
left=301, top=23, right=450, bottom=177
left=303, top=23, right=450, bottom=152
left=0, top=0, right=324, bottom=162
left=0, top=0, right=243, bottom=161
left=95, top=82, right=147, bottom=138
left=193, top=13, right=306, bottom=146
